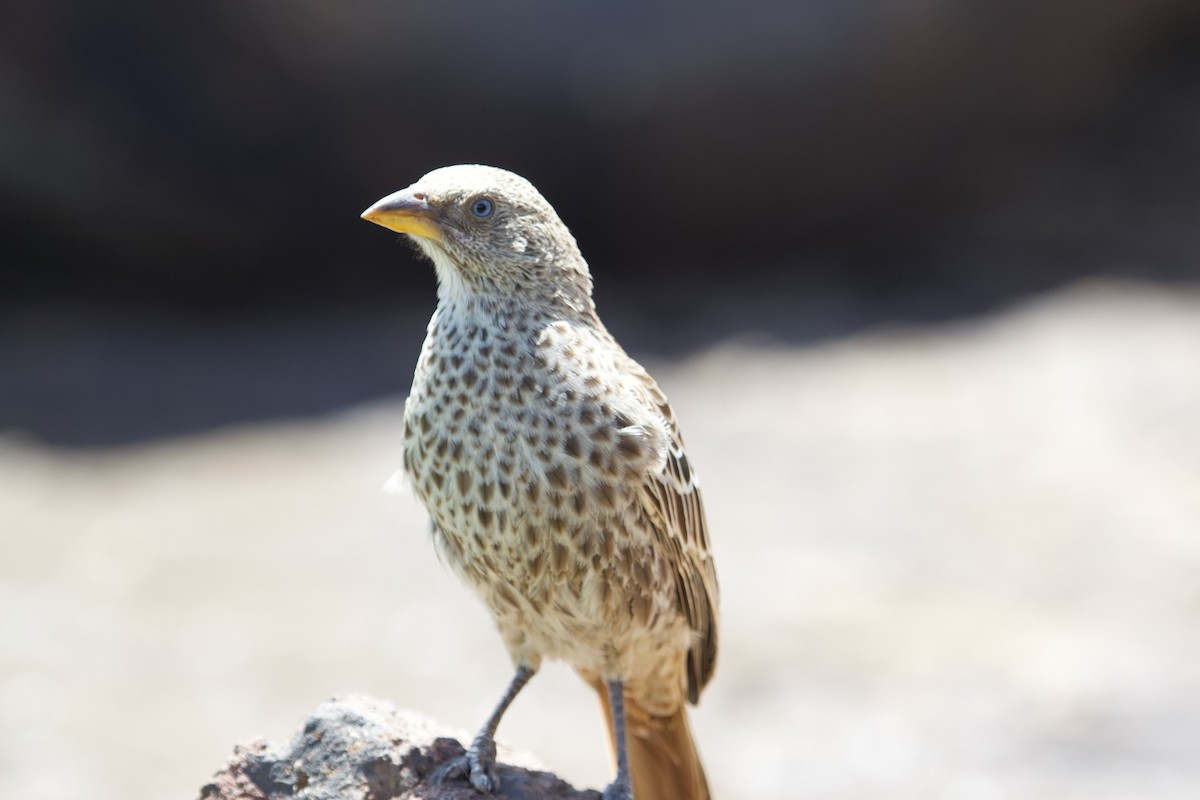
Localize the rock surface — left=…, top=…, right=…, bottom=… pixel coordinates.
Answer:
left=199, top=695, right=598, bottom=800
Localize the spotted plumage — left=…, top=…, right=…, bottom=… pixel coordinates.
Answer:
left=363, top=165, right=717, bottom=800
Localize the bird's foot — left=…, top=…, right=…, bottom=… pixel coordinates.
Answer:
left=434, top=734, right=500, bottom=794
left=602, top=774, right=633, bottom=800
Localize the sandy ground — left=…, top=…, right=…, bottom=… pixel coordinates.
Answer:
left=2, top=281, right=1199, bottom=800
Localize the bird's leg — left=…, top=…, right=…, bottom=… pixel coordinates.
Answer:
left=602, top=679, right=634, bottom=800
left=436, top=663, right=536, bottom=794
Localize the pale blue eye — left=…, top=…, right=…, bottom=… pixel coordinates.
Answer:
left=471, top=198, right=494, bottom=218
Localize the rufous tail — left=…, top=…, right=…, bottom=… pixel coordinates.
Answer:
left=584, top=674, right=710, bottom=800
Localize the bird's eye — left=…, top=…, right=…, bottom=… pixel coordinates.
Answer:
left=470, top=198, right=494, bottom=218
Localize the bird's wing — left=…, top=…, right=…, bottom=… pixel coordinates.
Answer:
left=627, top=366, right=719, bottom=703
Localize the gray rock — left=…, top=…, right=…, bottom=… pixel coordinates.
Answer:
left=197, top=695, right=599, bottom=800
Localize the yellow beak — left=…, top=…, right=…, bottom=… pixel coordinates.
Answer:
left=360, top=189, right=444, bottom=241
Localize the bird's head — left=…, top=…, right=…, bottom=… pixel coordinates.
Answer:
left=361, top=165, right=592, bottom=307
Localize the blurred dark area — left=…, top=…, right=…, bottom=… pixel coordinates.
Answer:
left=2, top=0, right=1199, bottom=445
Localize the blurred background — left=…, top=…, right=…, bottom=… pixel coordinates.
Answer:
left=2, top=1, right=1199, bottom=798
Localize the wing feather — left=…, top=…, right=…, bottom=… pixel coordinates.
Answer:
left=627, top=367, right=719, bottom=703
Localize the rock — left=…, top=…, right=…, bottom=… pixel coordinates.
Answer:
left=197, top=695, right=599, bottom=800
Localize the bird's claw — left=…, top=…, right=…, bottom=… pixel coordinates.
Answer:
left=434, top=735, right=500, bottom=794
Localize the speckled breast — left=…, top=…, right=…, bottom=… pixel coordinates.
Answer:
left=400, top=308, right=670, bottom=643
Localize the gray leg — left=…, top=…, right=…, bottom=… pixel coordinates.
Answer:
left=436, top=664, right=536, bottom=794
left=602, top=679, right=634, bottom=800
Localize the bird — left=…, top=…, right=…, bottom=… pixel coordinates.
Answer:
left=361, top=165, right=718, bottom=800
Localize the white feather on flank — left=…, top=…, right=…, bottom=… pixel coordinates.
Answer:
left=382, top=468, right=409, bottom=496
